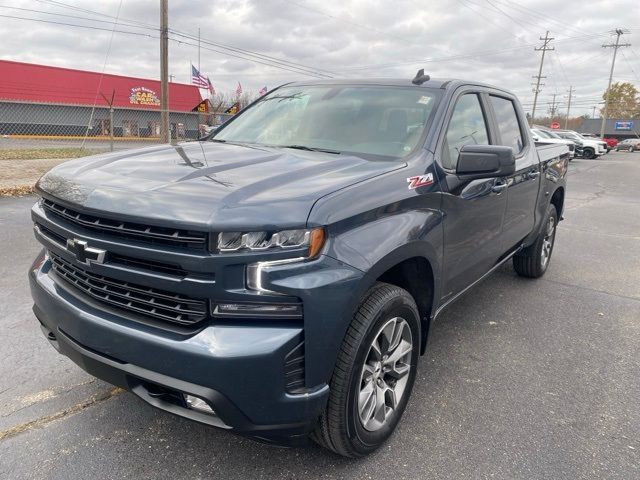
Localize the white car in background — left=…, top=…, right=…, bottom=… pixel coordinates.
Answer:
left=531, top=128, right=576, bottom=159
left=553, top=130, right=607, bottom=159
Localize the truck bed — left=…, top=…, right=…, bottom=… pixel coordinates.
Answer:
left=535, top=142, right=570, bottom=162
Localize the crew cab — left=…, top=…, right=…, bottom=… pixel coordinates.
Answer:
left=29, top=74, right=569, bottom=457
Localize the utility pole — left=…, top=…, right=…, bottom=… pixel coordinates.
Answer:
left=531, top=31, right=554, bottom=124
left=548, top=93, right=559, bottom=119
left=600, top=28, right=630, bottom=138
left=564, top=86, right=574, bottom=129
left=169, top=74, right=174, bottom=83
left=592, top=105, right=597, bottom=119
left=160, top=0, right=170, bottom=144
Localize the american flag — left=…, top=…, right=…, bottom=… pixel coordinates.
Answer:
left=207, top=77, right=215, bottom=95
left=235, top=82, right=243, bottom=96
left=259, top=86, right=268, bottom=96
left=191, top=65, right=208, bottom=88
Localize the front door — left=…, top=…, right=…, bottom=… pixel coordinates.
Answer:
left=437, top=91, right=508, bottom=302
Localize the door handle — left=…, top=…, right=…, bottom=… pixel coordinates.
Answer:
left=528, top=171, right=541, bottom=179
left=491, top=181, right=508, bottom=194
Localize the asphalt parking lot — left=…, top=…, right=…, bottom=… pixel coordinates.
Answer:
left=1, top=152, right=638, bottom=479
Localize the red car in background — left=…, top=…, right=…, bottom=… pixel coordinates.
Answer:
left=582, top=133, right=618, bottom=151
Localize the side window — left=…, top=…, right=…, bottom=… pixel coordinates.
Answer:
left=490, top=96, right=524, bottom=154
left=442, top=94, right=489, bottom=169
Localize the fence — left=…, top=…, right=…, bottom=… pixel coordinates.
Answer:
left=0, top=99, right=233, bottom=143
left=0, top=99, right=234, bottom=192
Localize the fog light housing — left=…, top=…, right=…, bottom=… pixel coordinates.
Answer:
left=213, top=302, right=303, bottom=318
left=184, top=394, right=215, bottom=415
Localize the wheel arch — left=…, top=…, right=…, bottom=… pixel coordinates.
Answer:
left=353, top=244, right=440, bottom=356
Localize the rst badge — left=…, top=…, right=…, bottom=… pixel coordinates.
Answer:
left=407, top=173, right=434, bottom=189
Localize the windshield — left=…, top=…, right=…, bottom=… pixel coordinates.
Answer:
left=560, top=132, right=581, bottom=141
left=212, top=85, right=441, bottom=159
left=547, top=131, right=562, bottom=139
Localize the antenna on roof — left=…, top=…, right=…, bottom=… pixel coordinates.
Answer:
left=412, top=69, right=430, bottom=85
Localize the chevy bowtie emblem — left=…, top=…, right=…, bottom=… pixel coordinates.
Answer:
left=66, top=238, right=107, bottom=265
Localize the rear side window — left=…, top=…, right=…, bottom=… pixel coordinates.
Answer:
left=490, top=96, right=524, bottom=154
left=442, top=94, right=489, bottom=169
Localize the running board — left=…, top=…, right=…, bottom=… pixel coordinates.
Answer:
left=432, top=246, right=522, bottom=320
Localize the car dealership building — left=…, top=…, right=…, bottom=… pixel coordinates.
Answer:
left=0, top=60, right=206, bottom=139
left=577, top=118, right=639, bottom=139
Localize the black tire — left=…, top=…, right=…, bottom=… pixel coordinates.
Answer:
left=513, top=204, right=558, bottom=278
left=629, top=146, right=634, bottom=152
left=312, top=282, right=420, bottom=457
left=583, top=147, right=596, bottom=159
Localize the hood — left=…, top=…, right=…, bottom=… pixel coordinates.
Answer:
left=37, top=142, right=404, bottom=230
left=581, top=138, right=604, bottom=147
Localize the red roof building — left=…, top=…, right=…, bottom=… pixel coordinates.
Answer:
left=0, top=60, right=202, bottom=111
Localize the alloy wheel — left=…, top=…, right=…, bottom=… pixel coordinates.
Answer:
left=540, top=215, right=556, bottom=268
left=357, top=317, right=413, bottom=432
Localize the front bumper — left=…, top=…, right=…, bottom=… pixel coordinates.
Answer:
left=29, top=252, right=363, bottom=445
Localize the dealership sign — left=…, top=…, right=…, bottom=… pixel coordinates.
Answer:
left=129, top=87, right=160, bottom=106
left=615, top=121, right=633, bottom=130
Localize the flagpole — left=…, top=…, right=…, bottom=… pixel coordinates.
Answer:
left=198, top=27, right=201, bottom=72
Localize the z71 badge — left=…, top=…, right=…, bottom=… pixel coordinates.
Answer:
left=407, top=173, right=434, bottom=189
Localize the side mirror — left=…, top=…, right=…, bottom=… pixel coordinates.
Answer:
left=456, top=145, right=515, bottom=178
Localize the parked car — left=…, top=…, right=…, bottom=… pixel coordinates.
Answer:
left=581, top=133, right=618, bottom=151
left=554, top=130, right=607, bottom=159
left=29, top=75, right=569, bottom=457
left=615, top=138, right=640, bottom=152
left=531, top=128, right=575, bottom=159
left=603, top=137, right=618, bottom=150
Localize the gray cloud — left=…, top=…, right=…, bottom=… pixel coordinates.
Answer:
left=1, top=0, right=639, bottom=115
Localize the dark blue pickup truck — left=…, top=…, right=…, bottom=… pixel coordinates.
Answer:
left=29, top=74, right=568, bottom=457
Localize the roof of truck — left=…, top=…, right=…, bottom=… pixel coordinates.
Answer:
left=285, top=77, right=512, bottom=94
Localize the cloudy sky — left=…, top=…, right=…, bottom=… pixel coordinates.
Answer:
left=1, top=0, right=639, bottom=116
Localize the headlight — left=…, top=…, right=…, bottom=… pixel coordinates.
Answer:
left=217, top=227, right=325, bottom=257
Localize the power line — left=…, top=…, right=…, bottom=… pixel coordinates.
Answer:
left=27, top=0, right=335, bottom=78
left=81, top=0, right=123, bottom=150
left=340, top=30, right=613, bottom=72
left=0, top=13, right=156, bottom=38
left=0, top=12, right=332, bottom=79
left=619, top=51, right=640, bottom=83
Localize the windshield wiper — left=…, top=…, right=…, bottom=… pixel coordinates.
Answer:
left=209, top=138, right=226, bottom=143
left=281, top=145, right=341, bottom=155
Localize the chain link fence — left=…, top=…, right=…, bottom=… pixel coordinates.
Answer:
left=0, top=98, right=233, bottom=193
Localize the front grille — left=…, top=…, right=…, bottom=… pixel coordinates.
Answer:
left=568, top=144, right=575, bottom=152
left=36, top=223, right=186, bottom=277
left=50, top=253, right=207, bottom=326
left=42, top=199, right=207, bottom=250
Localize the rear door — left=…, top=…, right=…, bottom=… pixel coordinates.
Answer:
left=486, top=94, right=540, bottom=251
left=437, top=89, right=508, bottom=302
